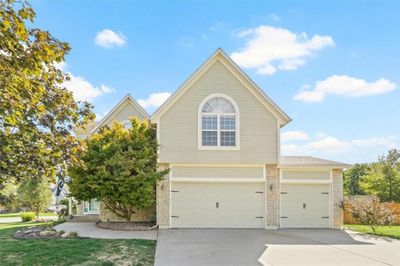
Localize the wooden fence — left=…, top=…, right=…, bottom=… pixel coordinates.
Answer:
left=344, top=200, right=400, bottom=225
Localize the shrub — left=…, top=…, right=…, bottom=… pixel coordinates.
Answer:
left=345, top=196, right=395, bottom=233
left=53, top=218, right=66, bottom=226
left=69, top=118, right=168, bottom=221
left=69, top=231, right=79, bottom=238
left=21, top=212, right=35, bottom=222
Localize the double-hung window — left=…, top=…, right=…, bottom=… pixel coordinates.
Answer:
left=199, top=95, right=238, bottom=148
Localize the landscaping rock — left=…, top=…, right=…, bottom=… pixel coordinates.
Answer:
left=13, top=226, right=61, bottom=239
left=39, top=230, right=57, bottom=237
left=61, top=232, right=70, bottom=238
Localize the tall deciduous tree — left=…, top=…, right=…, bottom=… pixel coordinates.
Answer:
left=0, top=0, right=94, bottom=187
left=344, top=163, right=369, bottom=195
left=361, top=149, right=400, bottom=202
left=68, top=119, right=168, bottom=221
left=17, top=177, right=52, bottom=218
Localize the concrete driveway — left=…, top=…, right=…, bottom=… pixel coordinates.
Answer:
left=155, top=229, right=400, bottom=266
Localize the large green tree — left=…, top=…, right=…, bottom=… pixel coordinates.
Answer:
left=68, top=119, right=169, bottom=221
left=344, top=163, right=369, bottom=195
left=361, top=149, right=400, bottom=202
left=17, top=177, right=52, bottom=218
left=0, top=0, right=94, bottom=187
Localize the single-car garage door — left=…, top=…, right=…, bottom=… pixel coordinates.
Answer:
left=171, top=182, right=265, bottom=228
left=280, top=184, right=330, bottom=228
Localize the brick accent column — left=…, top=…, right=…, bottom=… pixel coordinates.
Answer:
left=332, top=169, right=343, bottom=228
left=266, top=165, right=279, bottom=228
left=156, top=163, right=170, bottom=229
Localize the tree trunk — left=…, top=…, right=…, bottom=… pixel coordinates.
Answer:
left=35, top=206, right=40, bottom=219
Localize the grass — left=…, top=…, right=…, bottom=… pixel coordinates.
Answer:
left=0, top=221, right=156, bottom=265
left=0, top=212, right=57, bottom=218
left=345, top=224, right=400, bottom=239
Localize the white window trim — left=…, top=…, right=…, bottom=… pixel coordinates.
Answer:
left=197, top=93, right=240, bottom=150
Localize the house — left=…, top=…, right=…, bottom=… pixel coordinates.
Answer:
left=74, top=48, right=349, bottom=229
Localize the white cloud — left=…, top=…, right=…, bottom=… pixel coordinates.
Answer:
left=294, top=75, right=397, bottom=102
left=55, top=62, right=114, bottom=102
left=63, top=74, right=114, bottom=102
left=293, top=90, right=325, bottom=102
left=307, top=137, right=352, bottom=153
left=54, top=61, right=66, bottom=70
left=269, top=14, right=281, bottom=21
left=351, top=136, right=399, bottom=148
left=282, top=131, right=309, bottom=142
left=281, top=133, right=399, bottom=163
left=231, top=25, right=334, bottom=75
left=138, top=92, right=171, bottom=109
left=95, top=29, right=126, bottom=48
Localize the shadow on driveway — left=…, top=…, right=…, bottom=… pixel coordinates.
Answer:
left=155, top=229, right=399, bottom=266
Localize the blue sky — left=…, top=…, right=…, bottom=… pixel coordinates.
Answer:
left=31, top=0, right=400, bottom=163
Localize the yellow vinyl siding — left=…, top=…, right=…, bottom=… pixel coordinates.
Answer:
left=282, top=170, right=330, bottom=180
left=172, top=166, right=263, bottom=179
left=159, top=60, right=278, bottom=164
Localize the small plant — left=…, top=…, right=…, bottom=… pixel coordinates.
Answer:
left=20, top=212, right=36, bottom=222
left=58, top=230, right=65, bottom=235
left=345, top=196, right=395, bottom=233
left=69, top=231, right=79, bottom=238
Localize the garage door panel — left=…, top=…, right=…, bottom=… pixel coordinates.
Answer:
left=171, top=182, right=265, bottom=228
left=280, top=184, right=330, bottom=228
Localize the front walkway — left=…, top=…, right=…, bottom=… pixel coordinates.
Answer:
left=155, top=229, right=400, bottom=266
left=54, top=222, right=157, bottom=240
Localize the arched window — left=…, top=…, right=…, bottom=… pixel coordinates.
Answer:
left=198, top=94, right=239, bottom=149
left=121, top=120, right=131, bottom=129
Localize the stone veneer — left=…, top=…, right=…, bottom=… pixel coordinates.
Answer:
left=156, top=163, right=170, bottom=228
left=99, top=201, right=155, bottom=222
left=266, top=164, right=279, bottom=228
left=332, top=169, right=344, bottom=228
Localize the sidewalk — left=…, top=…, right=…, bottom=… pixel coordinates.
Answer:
left=54, top=222, right=158, bottom=240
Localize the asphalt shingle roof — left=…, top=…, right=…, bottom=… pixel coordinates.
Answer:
left=280, top=156, right=350, bottom=167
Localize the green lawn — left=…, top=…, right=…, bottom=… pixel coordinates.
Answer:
left=345, top=224, right=400, bottom=239
left=0, top=222, right=156, bottom=265
left=0, top=212, right=57, bottom=218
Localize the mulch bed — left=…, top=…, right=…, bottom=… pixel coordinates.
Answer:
left=96, top=221, right=157, bottom=231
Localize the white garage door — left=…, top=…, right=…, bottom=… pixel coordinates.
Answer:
left=171, top=182, right=265, bottom=228
left=280, top=184, right=330, bottom=228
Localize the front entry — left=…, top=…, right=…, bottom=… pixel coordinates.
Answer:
left=171, top=182, right=265, bottom=228
left=280, top=184, right=330, bottom=228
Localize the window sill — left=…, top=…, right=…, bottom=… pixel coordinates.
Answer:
left=198, top=146, right=240, bottom=151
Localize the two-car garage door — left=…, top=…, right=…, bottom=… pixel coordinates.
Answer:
left=171, top=182, right=265, bottom=228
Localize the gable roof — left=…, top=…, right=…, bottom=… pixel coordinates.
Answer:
left=91, top=94, right=149, bottom=133
left=279, top=156, right=351, bottom=168
left=151, top=48, right=291, bottom=127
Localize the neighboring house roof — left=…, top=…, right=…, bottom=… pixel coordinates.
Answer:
left=73, top=121, right=99, bottom=134
left=91, top=94, right=149, bottom=133
left=279, top=156, right=351, bottom=168
left=151, top=48, right=292, bottom=127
